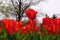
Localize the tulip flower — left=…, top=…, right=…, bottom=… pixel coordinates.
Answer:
left=18, top=21, right=23, bottom=29
left=26, top=9, right=37, bottom=19
left=29, top=19, right=37, bottom=26
left=43, top=17, right=51, bottom=25
left=0, top=26, right=2, bottom=33
left=35, top=26, right=40, bottom=32
left=2, top=19, right=9, bottom=27
left=53, top=19, right=60, bottom=34
left=20, top=26, right=28, bottom=35
left=26, top=24, right=35, bottom=32
left=43, top=17, right=58, bottom=35
left=2, top=19, right=18, bottom=35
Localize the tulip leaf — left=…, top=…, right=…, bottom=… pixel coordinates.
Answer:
left=57, top=35, right=60, bottom=40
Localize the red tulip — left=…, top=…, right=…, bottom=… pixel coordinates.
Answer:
left=26, top=24, right=35, bottom=32
left=33, top=19, right=37, bottom=26
left=2, top=19, right=9, bottom=27
left=20, top=26, right=28, bottom=35
left=2, top=19, right=24, bottom=35
left=43, top=24, right=52, bottom=34
left=35, top=26, right=44, bottom=36
left=0, top=26, right=2, bottom=33
left=43, top=24, right=48, bottom=30
left=29, top=19, right=34, bottom=26
left=35, top=26, right=40, bottom=32
left=53, top=19, right=60, bottom=34
left=2, top=19, right=19, bottom=35
left=43, top=17, right=58, bottom=35
left=26, top=9, right=37, bottom=19
left=15, top=21, right=23, bottom=32
left=47, top=27, right=51, bottom=34
left=51, top=25, right=57, bottom=34
left=18, top=21, right=23, bottom=29
left=53, top=18, right=60, bottom=25
left=15, top=22, right=19, bottom=32
left=6, top=20, right=17, bottom=35
left=43, top=17, right=51, bottom=25
left=29, top=19, right=37, bottom=26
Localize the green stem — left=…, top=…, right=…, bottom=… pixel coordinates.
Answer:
left=7, top=34, right=16, bottom=40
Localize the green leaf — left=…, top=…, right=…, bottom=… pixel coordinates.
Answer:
left=48, top=34, right=56, bottom=40
left=57, top=35, right=60, bottom=40
left=39, top=34, right=43, bottom=40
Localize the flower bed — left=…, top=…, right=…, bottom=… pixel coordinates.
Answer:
left=0, top=9, right=60, bottom=40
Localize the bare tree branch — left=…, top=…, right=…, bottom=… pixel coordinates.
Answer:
left=10, top=0, right=18, bottom=14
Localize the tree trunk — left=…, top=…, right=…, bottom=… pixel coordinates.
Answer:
left=18, top=0, right=21, bottom=21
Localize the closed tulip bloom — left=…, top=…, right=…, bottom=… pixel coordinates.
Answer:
left=26, top=9, right=37, bottom=19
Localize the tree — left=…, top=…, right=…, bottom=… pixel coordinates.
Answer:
left=0, top=0, right=42, bottom=21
